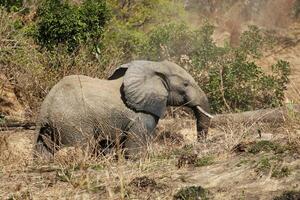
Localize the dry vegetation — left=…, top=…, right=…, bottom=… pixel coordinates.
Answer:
left=1, top=0, right=300, bottom=199
left=0, top=114, right=299, bottom=199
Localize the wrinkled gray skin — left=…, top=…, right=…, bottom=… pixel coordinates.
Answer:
left=35, top=60, right=211, bottom=158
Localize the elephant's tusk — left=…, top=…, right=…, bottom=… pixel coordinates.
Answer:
left=196, top=106, right=214, bottom=119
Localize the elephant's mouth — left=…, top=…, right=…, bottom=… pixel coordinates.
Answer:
left=193, top=106, right=213, bottom=140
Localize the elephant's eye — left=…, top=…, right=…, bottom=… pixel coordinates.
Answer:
left=183, top=81, right=189, bottom=87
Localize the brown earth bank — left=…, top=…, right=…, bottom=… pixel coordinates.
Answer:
left=0, top=74, right=27, bottom=122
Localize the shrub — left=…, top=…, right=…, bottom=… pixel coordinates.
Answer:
left=0, top=0, right=23, bottom=11
left=248, top=140, right=285, bottom=154
left=272, top=166, right=291, bottom=179
left=34, top=0, right=110, bottom=52
left=205, top=54, right=290, bottom=113
left=101, top=22, right=148, bottom=63
left=108, top=0, right=184, bottom=29
left=174, top=186, right=210, bottom=200
left=145, top=23, right=193, bottom=61
left=190, top=22, right=221, bottom=70
left=193, top=24, right=290, bottom=113
left=100, top=1, right=186, bottom=64
left=142, top=22, right=290, bottom=113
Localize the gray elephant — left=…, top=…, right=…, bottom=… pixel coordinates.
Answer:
left=35, top=60, right=212, bottom=158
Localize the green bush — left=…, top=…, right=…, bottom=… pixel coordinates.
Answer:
left=145, top=23, right=193, bottom=61
left=174, top=186, right=210, bottom=200
left=108, top=0, right=184, bottom=29
left=99, top=1, right=186, bottom=64
left=34, top=0, right=110, bottom=52
left=205, top=55, right=290, bottom=113
left=190, top=22, right=223, bottom=70
left=0, top=0, right=23, bottom=11
left=140, top=22, right=290, bottom=113
left=101, top=22, right=148, bottom=63
left=201, top=25, right=290, bottom=113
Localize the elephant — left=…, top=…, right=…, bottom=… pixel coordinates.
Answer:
left=34, top=60, right=212, bottom=158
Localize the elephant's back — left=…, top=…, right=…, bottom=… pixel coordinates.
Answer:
left=38, top=75, right=131, bottom=134
left=44, top=74, right=124, bottom=107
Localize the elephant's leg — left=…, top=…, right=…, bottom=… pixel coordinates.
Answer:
left=124, top=113, right=158, bottom=158
left=34, top=124, right=59, bottom=160
left=35, top=138, right=54, bottom=160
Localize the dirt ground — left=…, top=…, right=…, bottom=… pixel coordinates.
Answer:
left=0, top=118, right=299, bottom=199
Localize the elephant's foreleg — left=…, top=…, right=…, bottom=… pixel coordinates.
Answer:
left=35, top=139, right=54, bottom=160
left=34, top=124, right=59, bottom=160
left=124, top=113, right=158, bottom=158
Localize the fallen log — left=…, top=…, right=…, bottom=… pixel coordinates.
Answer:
left=210, top=104, right=300, bottom=127
left=0, top=117, right=36, bottom=131
left=159, top=104, right=300, bottom=130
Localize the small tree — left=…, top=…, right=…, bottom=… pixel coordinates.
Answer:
left=34, top=0, right=110, bottom=52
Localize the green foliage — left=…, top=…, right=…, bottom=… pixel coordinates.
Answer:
left=239, top=25, right=264, bottom=58
left=248, top=140, right=285, bottom=154
left=174, top=186, right=209, bottom=200
left=79, top=0, right=110, bottom=42
left=271, top=166, right=291, bottom=179
left=190, top=22, right=222, bottom=70
left=145, top=23, right=193, bottom=61
left=236, top=159, right=249, bottom=167
left=101, top=22, right=148, bottom=62
left=108, top=0, right=184, bottom=29
left=199, top=25, right=290, bottom=113
left=195, top=155, right=214, bottom=167
left=206, top=57, right=290, bottom=112
left=100, top=0, right=186, bottom=63
left=34, top=0, right=110, bottom=52
left=256, top=157, right=271, bottom=174
left=56, top=168, right=72, bottom=182
left=0, top=0, right=23, bottom=11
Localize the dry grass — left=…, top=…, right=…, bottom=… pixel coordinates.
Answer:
left=0, top=114, right=299, bottom=199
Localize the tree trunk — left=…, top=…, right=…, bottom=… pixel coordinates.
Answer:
left=0, top=117, right=35, bottom=131
left=210, top=104, right=300, bottom=127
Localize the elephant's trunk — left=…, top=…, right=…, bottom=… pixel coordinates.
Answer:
left=193, top=106, right=213, bottom=140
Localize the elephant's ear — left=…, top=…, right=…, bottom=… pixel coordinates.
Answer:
left=123, top=61, right=168, bottom=118
left=107, top=63, right=130, bottom=80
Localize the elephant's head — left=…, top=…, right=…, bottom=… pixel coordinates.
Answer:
left=108, top=60, right=212, bottom=139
